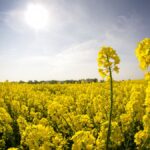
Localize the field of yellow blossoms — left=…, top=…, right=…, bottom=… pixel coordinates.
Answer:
left=0, top=38, right=150, bottom=150
left=0, top=80, right=148, bottom=150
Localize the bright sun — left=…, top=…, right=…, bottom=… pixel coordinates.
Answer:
left=24, top=3, right=49, bottom=30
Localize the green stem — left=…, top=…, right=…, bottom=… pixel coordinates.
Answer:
left=106, top=66, right=113, bottom=150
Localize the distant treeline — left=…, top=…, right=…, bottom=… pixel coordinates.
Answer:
left=16, top=78, right=103, bottom=84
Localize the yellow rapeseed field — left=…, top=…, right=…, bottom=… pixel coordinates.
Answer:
left=0, top=38, right=150, bottom=150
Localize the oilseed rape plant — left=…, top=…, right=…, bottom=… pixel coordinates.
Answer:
left=97, top=46, right=120, bottom=150
left=97, top=46, right=120, bottom=79
left=0, top=38, right=150, bottom=150
left=134, top=38, right=150, bottom=149
left=135, top=38, right=150, bottom=70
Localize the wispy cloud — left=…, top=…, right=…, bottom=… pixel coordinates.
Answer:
left=0, top=0, right=148, bottom=81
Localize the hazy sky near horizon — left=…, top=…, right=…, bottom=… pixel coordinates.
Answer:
left=0, top=0, right=149, bottom=81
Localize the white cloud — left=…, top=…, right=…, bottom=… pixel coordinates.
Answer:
left=0, top=1, right=145, bottom=81
left=7, top=26, right=143, bottom=81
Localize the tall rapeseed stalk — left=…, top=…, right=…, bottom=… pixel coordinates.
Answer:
left=97, top=46, right=120, bottom=149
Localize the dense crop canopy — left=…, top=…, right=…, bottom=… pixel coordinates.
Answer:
left=0, top=81, right=147, bottom=149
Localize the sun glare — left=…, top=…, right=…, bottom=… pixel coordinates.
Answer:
left=24, top=3, right=49, bottom=30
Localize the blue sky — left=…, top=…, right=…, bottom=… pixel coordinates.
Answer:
left=0, top=0, right=149, bottom=81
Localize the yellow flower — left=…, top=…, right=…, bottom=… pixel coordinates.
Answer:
left=135, top=38, right=150, bottom=70
left=97, top=46, right=120, bottom=78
